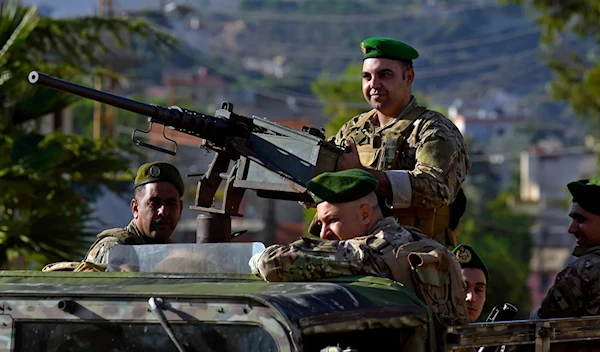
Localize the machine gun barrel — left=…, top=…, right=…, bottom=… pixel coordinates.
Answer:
left=28, top=71, right=231, bottom=146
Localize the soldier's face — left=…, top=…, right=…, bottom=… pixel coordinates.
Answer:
left=362, top=58, right=413, bottom=117
left=462, top=267, right=486, bottom=322
left=131, top=182, right=182, bottom=243
left=568, top=202, right=600, bottom=248
left=316, top=201, right=370, bottom=240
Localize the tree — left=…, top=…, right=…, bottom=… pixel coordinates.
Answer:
left=0, top=0, right=173, bottom=268
left=508, top=0, right=600, bottom=133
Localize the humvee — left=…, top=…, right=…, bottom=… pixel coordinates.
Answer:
left=2, top=243, right=600, bottom=352
left=0, top=243, right=435, bottom=352
left=22, top=72, right=600, bottom=352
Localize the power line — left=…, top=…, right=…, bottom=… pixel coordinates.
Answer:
left=207, top=1, right=504, bottom=23
left=210, top=25, right=540, bottom=61
left=287, top=46, right=540, bottom=82
left=189, top=44, right=545, bottom=109
left=421, top=27, right=539, bottom=53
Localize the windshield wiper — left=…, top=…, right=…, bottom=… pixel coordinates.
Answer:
left=148, top=297, right=187, bottom=352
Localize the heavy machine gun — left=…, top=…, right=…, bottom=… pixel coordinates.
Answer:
left=28, top=71, right=344, bottom=242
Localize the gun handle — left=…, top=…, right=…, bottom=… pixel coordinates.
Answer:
left=134, top=140, right=176, bottom=156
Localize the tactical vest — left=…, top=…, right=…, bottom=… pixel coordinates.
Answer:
left=94, top=227, right=139, bottom=245
left=540, top=246, right=600, bottom=318
left=358, top=226, right=469, bottom=327
left=44, top=226, right=145, bottom=273
left=345, top=107, right=456, bottom=248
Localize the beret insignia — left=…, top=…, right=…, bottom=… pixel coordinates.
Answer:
left=452, top=243, right=489, bottom=280
left=149, top=165, right=161, bottom=177
left=456, top=247, right=472, bottom=264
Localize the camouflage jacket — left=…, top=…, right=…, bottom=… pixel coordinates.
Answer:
left=251, top=218, right=398, bottom=282
left=83, top=220, right=163, bottom=265
left=252, top=217, right=469, bottom=325
left=538, top=245, right=600, bottom=318
left=332, top=96, right=470, bottom=209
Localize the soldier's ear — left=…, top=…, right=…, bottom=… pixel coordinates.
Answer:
left=130, top=198, right=139, bottom=218
left=359, top=203, right=373, bottom=225
left=405, top=67, right=415, bottom=85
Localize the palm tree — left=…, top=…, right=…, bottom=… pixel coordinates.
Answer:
left=0, top=0, right=174, bottom=268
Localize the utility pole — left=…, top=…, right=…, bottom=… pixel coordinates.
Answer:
left=93, top=0, right=115, bottom=139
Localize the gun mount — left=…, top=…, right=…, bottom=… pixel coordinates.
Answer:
left=28, top=71, right=343, bottom=242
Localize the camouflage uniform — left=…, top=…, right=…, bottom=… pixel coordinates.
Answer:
left=332, top=97, right=470, bottom=246
left=83, top=220, right=165, bottom=265
left=537, top=246, right=600, bottom=318
left=253, top=217, right=469, bottom=326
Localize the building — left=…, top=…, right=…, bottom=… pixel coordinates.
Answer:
left=520, top=144, right=597, bottom=310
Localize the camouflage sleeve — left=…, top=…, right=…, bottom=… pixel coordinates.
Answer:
left=83, top=237, right=120, bottom=265
left=538, top=255, right=600, bottom=318
left=408, top=114, right=469, bottom=208
left=254, top=237, right=392, bottom=282
left=330, top=119, right=354, bottom=145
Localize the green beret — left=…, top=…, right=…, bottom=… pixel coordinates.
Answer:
left=568, top=177, right=600, bottom=215
left=361, top=37, right=419, bottom=62
left=452, top=244, right=489, bottom=281
left=306, top=169, right=378, bottom=204
left=134, top=162, right=184, bottom=197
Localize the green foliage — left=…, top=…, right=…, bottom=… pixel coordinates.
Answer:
left=0, top=0, right=172, bottom=268
left=507, top=0, right=600, bottom=132
left=0, top=132, right=138, bottom=268
left=0, top=0, right=176, bottom=128
left=311, top=63, right=367, bottom=137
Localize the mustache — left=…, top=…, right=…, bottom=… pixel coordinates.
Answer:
left=153, top=217, right=171, bottom=225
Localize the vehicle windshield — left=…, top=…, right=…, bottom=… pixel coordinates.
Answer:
left=106, top=243, right=265, bottom=274
left=17, top=321, right=278, bottom=352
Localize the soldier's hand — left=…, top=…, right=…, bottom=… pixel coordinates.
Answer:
left=336, top=140, right=363, bottom=171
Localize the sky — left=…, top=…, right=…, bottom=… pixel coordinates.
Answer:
left=20, top=0, right=236, bottom=17
left=21, top=0, right=165, bottom=18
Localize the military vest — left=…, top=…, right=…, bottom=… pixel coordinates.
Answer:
left=358, top=220, right=469, bottom=327
left=539, top=246, right=600, bottom=318
left=342, top=107, right=456, bottom=248
left=44, top=223, right=156, bottom=273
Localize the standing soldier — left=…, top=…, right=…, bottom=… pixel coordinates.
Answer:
left=326, top=36, right=470, bottom=248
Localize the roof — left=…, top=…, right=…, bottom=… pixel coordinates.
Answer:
left=0, top=271, right=429, bottom=335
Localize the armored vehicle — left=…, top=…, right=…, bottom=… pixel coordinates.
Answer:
left=19, top=72, right=600, bottom=352
left=0, top=243, right=434, bottom=352
left=4, top=243, right=600, bottom=351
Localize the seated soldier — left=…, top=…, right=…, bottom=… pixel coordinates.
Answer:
left=532, top=178, right=600, bottom=319
left=82, top=161, right=184, bottom=265
left=453, top=244, right=488, bottom=322
left=250, top=168, right=469, bottom=327
left=42, top=161, right=184, bottom=272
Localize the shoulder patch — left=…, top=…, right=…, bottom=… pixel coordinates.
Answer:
left=97, top=228, right=131, bottom=243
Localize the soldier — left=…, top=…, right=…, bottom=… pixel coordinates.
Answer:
left=325, top=36, right=470, bottom=248
left=251, top=169, right=469, bottom=327
left=532, top=178, right=600, bottom=319
left=82, top=161, right=184, bottom=265
left=453, top=244, right=488, bottom=322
